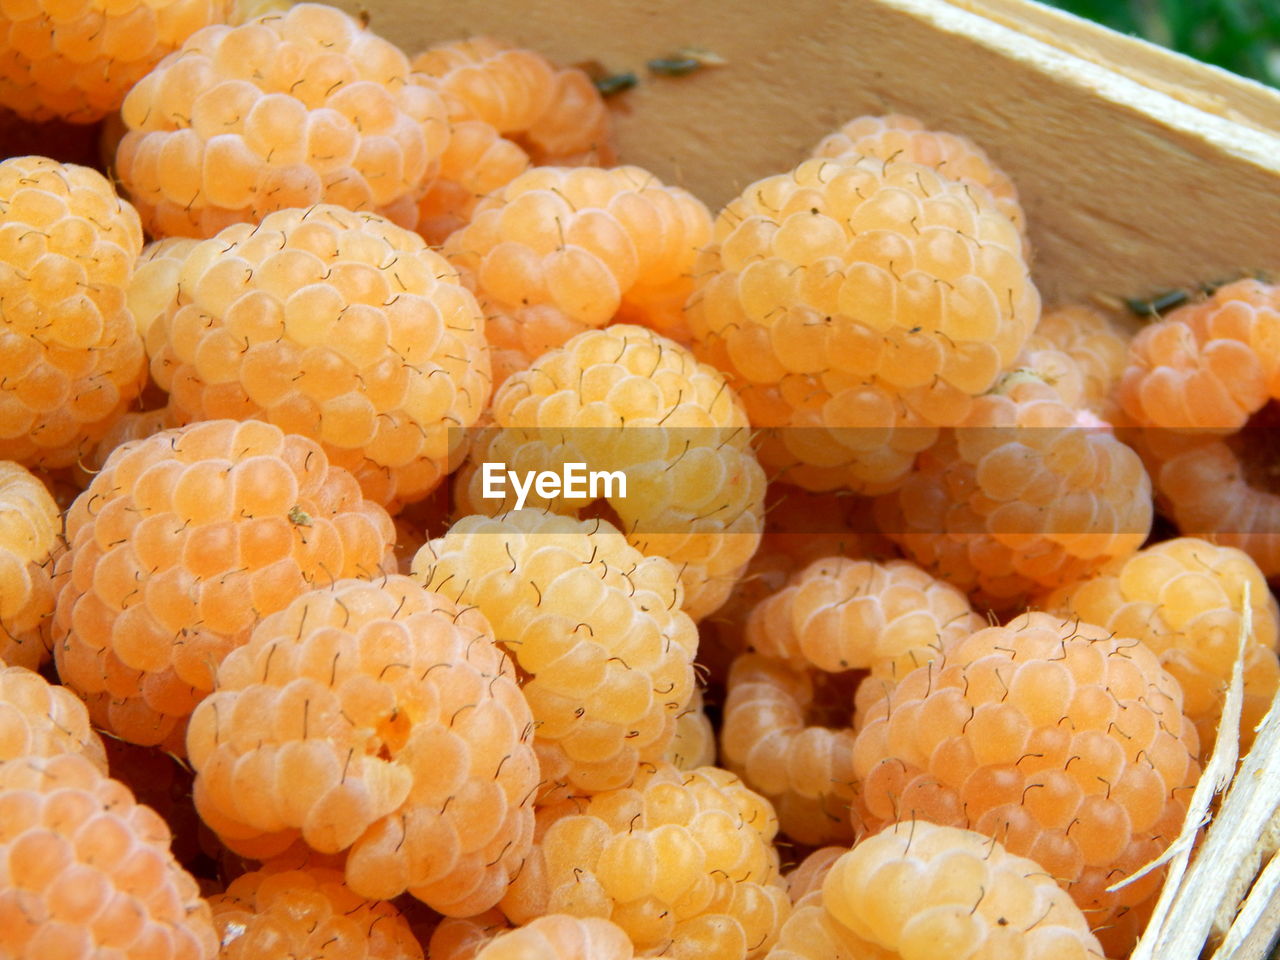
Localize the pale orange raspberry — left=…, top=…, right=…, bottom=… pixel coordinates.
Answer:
left=686, top=155, right=1039, bottom=494
left=53, top=419, right=396, bottom=750
left=187, top=575, right=538, bottom=915
left=0, top=0, right=233, bottom=123
left=116, top=3, right=451, bottom=237
left=0, top=156, right=146, bottom=469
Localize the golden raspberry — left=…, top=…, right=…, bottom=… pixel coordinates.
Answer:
left=1025, top=303, right=1130, bottom=423
left=875, top=353, right=1152, bottom=614
left=412, top=510, right=698, bottom=797
left=411, top=37, right=614, bottom=168
left=431, top=914, right=634, bottom=960
left=1116, top=280, right=1280, bottom=575
left=0, top=460, right=61, bottom=667
left=53, top=419, right=396, bottom=750
left=0, top=662, right=106, bottom=769
left=1117, top=279, right=1279, bottom=430
left=1050, top=537, right=1280, bottom=756
left=452, top=324, right=766, bottom=621
left=116, top=2, right=451, bottom=237
left=188, top=575, right=538, bottom=915
left=812, top=114, right=1026, bottom=244
left=686, top=155, right=1039, bottom=493
left=768, top=822, right=1105, bottom=960
left=852, top=612, right=1200, bottom=953
left=697, top=486, right=894, bottom=688
left=720, top=653, right=859, bottom=846
left=0, top=156, right=146, bottom=469
left=443, top=167, right=713, bottom=383
left=0, top=0, right=232, bottom=123
left=502, top=762, right=790, bottom=960
left=209, top=864, right=425, bottom=959
left=144, top=204, right=491, bottom=510
left=0, top=751, right=217, bottom=959
left=413, top=115, right=530, bottom=246
left=746, top=557, right=981, bottom=678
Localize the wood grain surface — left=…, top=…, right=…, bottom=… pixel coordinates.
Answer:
left=347, top=0, right=1280, bottom=309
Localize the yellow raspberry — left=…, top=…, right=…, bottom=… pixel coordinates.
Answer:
left=0, top=460, right=61, bottom=668
left=0, top=751, right=218, bottom=959
left=812, top=114, right=1027, bottom=245
left=1049, top=537, right=1280, bottom=756
left=502, top=762, right=791, bottom=960
left=686, top=154, right=1039, bottom=494
left=432, top=914, right=635, bottom=960
left=0, top=0, right=232, bottom=123
left=414, top=115, right=531, bottom=246
left=443, top=167, right=713, bottom=383
left=1115, top=280, right=1280, bottom=576
left=746, top=557, right=982, bottom=678
left=411, top=37, right=614, bottom=168
left=188, top=575, right=538, bottom=915
left=115, top=2, right=451, bottom=237
left=767, top=822, right=1106, bottom=960
left=412, top=510, right=698, bottom=797
left=144, top=204, right=491, bottom=510
left=428, top=909, right=510, bottom=960
left=209, top=864, right=425, bottom=960
left=852, top=612, right=1200, bottom=954
left=875, top=352, right=1152, bottom=614
left=720, top=653, right=859, bottom=846
left=0, top=662, right=106, bottom=769
left=1024, top=303, right=1130, bottom=424
left=0, top=156, right=146, bottom=469
left=53, top=419, right=396, bottom=751
left=452, top=324, right=766, bottom=621
left=697, top=486, right=894, bottom=688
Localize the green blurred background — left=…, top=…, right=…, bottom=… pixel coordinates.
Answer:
left=1043, top=0, right=1280, bottom=86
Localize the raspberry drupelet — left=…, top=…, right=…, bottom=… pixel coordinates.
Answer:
left=53, top=419, right=396, bottom=751
left=0, top=156, right=147, bottom=469
left=115, top=2, right=452, bottom=237
left=685, top=154, right=1040, bottom=494
left=142, top=203, right=492, bottom=511
left=187, top=575, right=538, bottom=914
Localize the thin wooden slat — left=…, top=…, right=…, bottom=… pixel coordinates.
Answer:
left=942, top=0, right=1280, bottom=134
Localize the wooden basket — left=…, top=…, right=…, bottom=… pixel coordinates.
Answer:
left=354, top=1, right=1280, bottom=955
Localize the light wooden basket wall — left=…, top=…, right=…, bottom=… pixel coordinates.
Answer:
left=350, top=1, right=1280, bottom=955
